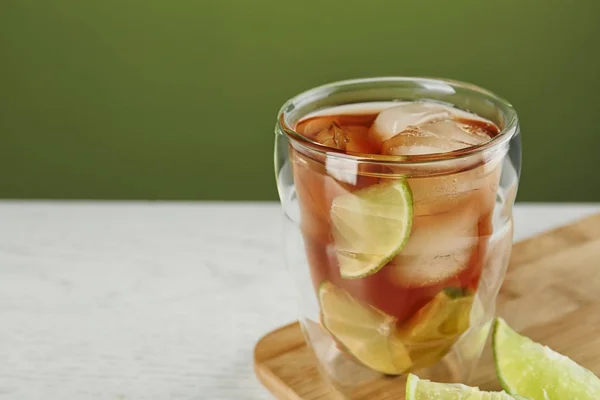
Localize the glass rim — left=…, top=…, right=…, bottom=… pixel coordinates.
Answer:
left=277, top=76, right=519, bottom=165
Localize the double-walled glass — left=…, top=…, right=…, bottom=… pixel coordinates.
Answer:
left=274, top=77, right=521, bottom=397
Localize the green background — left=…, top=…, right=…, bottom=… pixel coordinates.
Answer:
left=1, top=0, right=599, bottom=201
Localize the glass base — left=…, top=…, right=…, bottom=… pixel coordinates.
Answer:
left=303, top=316, right=493, bottom=399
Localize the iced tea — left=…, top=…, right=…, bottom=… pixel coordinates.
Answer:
left=288, top=101, right=505, bottom=374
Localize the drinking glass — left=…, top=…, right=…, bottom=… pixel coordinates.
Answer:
left=274, top=77, right=521, bottom=397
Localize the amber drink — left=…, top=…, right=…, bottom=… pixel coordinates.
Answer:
left=274, top=78, right=520, bottom=393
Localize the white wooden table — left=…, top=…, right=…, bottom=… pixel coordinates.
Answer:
left=1, top=202, right=599, bottom=400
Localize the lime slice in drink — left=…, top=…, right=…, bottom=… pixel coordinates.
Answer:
left=330, top=180, right=413, bottom=279
left=400, top=287, right=473, bottom=342
left=405, top=374, right=518, bottom=399
left=318, top=281, right=411, bottom=375
left=493, top=317, right=600, bottom=399
left=398, top=288, right=474, bottom=368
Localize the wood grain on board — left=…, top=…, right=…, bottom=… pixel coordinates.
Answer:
left=254, top=213, right=600, bottom=399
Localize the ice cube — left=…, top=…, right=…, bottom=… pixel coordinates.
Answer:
left=369, top=102, right=452, bottom=145
left=381, top=119, right=492, bottom=156
left=371, top=102, right=495, bottom=152
left=297, top=116, right=337, bottom=138
left=315, top=122, right=349, bottom=151
left=423, top=119, right=491, bottom=147
left=388, top=201, right=480, bottom=287
left=381, top=126, right=460, bottom=156
left=408, top=161, right=501, bottom=220
left=314, top=122, right=377, bottom=154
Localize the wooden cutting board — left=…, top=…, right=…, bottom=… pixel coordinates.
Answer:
left=254, top=213, right=600, bottom=399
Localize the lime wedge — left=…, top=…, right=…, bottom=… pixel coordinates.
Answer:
left=318, top=281, right=411, bottom=375
left=493, top=317, right=600, bottom=399
left=330, top=180, right=413, bottom=279
left=399, top=288, right=474, bottom=369
left=400, top=288, right=473, bottom=342
left=405, top=374, right=518, bottom=400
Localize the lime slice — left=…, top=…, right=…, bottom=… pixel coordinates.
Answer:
left=330, top=180, right=413, bottom=279
left=318, top=281, right=411, bottom=375
left=399, top=288, right=474, bottom=369
left=405, top=374, right=518, bottom=399
left=400, top=288, right=473, bottom=342
left=493, top=317, right=600, bottom=399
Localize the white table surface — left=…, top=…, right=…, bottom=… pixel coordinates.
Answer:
left=1, top=201, right=599, bottom=400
